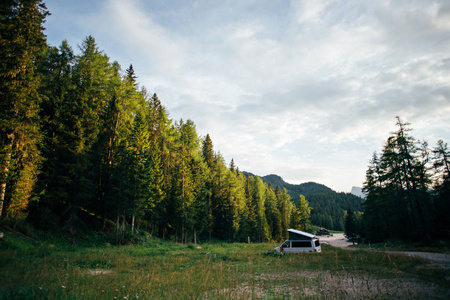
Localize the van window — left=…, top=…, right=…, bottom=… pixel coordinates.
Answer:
left=282, top=241, right=290, bottom=248
left=292, top=241, right=311, bottom=248
left=314, top=240, right=320, bottom=247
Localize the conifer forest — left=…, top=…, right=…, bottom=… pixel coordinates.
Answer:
left=361, top=117, right=450, bottom=243
left=1, top=1, right=449, bottom=245
left=0, top=0, right=311, bottom=244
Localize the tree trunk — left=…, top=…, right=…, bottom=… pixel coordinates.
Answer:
left=377, top=176, right=393, bottom=239
left=131, top=213, right=135, bottom=235
left=181, top=223, right=185, bottom=244
left=0, top=135, right=14, bottom=219
left=101, top=109, right=120, bottom=228
left=115, top=214, right=120, bottom=244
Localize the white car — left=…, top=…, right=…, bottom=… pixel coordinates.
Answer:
left=275, top=239, right=322, bottom=253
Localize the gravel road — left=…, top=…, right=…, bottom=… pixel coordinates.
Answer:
left=319, top=233, right=353, bottom=248
left=319, top=233, right=450, bottom=265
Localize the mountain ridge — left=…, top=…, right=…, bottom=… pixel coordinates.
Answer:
left=351, top=186, right=366, bottom=198
left=242, top=172, right=363, bottom=230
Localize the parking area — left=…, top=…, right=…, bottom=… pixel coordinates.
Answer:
left=319, top=233, right=353, bottom=248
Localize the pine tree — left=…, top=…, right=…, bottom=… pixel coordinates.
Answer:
left=363, top=117, right=435, bottom=243
left=130, top=111, right=154, bottom=234
left=239, top=175, right=255, bottom=242
left=277, top=187, right=293, bottom=240
left=362, top=152, right=395, bottom=241
left=344, top=208, right=357, bottom=244
left=91, top=58, right=146, bottom=233
left=264, top=185, right=282, bottom=241
left=202, top=134, right=214, bottom=169
left=169, top=119, right=198, bottom=243
left=210, top=153, right=228, bottom=239
left=432, top=140, right=450, bottom=189
left=224, top=168, right=246, bottom=241
left=147, top=93, right=173, bottom=238
left=250, top=176, right=269, bottom=242
left=392, top=117, right=432, bottom=240
left=292, top=195, right=311, bottom=232
left=28, top=40, right=76, bottom=228
left=201, top=133, right=215, bottom=239
left=125, top=64, right=137, bottom=88
left=190, top=157, right=209, bottom=244
left=48, top=36, right=114, bottom=231
left=432, top=140, right=450, bottom=238
left=0, top=0, right=49, bottom=219
left=229, top=158, right=236, bottom=172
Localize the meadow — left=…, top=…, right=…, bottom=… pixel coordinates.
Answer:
left=1, top=232, right=449, bottom=299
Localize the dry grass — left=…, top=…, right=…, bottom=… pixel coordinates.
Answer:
left=206, top=271, right=447, bottom=299
left=1, top=235, right=449, bottom=299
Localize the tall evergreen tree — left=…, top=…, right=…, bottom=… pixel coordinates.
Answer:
left=0, top=0, right=48, bottom=219
left=190, top=157, right=209, bottom=244
left=277, top=187, right=293, bottom=240
left=125, top=64, right=137, bottom=88
left=363, top=117, right=438, bottom=243
left=344, top=208, right=357, bottom=244
left=362, top=152, right=392, bottom=241
left=432, top=140, right=450, bottom=238
left=210, top=153, right=228, bottom=239
left=292, top=195, right=311, bottom=232
left=46, top=36, right=114, bottom=231
left=393, top=117, right=432, bottom=240
left=202, top=134, right=214, bottom=169
left=201, top=133, right=215, bottom=239
left=29, top=40, right=76, bottom=229
left=432, top=139, right=450, bottom=189
left=147, top=93, right=174, bottom=238
left=264, top=185, right=282, bottom=241
left=129, top=111, right=154, bottom=234
left=169, top=119, right=198, bottom=243
left=250, top=176, right=269, bottom=242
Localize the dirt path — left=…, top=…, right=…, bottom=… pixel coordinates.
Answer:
left=319, top=233, right=353, bottom=248
left=319, top=233, right=450, bottom=265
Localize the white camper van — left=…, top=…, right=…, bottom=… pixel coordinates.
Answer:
left=275, top=229, right=321, bottom=253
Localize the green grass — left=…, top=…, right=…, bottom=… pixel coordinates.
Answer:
left=1, top=232, right=449, bottom=299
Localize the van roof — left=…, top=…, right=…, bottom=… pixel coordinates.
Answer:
left=287, top=229, right=316, bottom=239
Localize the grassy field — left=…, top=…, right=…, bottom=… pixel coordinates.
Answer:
left=1, top=231, right=449, bottom=299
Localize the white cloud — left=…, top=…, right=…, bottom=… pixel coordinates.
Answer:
left=96, top=0, right=188, bottom=72
left=43, top=0, right=450, bottom=192
left=291, top=0, right=336, bottom=24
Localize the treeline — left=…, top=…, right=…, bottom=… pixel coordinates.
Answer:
left=308, top=192, right=361, bottom=231
left=0, top=0, right=312, bottom=243
left=360, top=117, right=449, bottom=242
left=259, top=175, right=363, bottom=231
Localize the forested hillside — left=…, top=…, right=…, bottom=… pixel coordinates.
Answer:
left=256, top=174, right=363, bottom=231
left=0, top=0, right=312, bottom=244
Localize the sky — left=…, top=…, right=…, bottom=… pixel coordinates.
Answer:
left=42, top=0, right=450, bottom=192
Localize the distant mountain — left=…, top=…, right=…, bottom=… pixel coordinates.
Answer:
left=351, top=186, right=366, bottom=198
left=245, top=173, right=363, bottom=231
left=261, top=175, right=334, bottom=199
